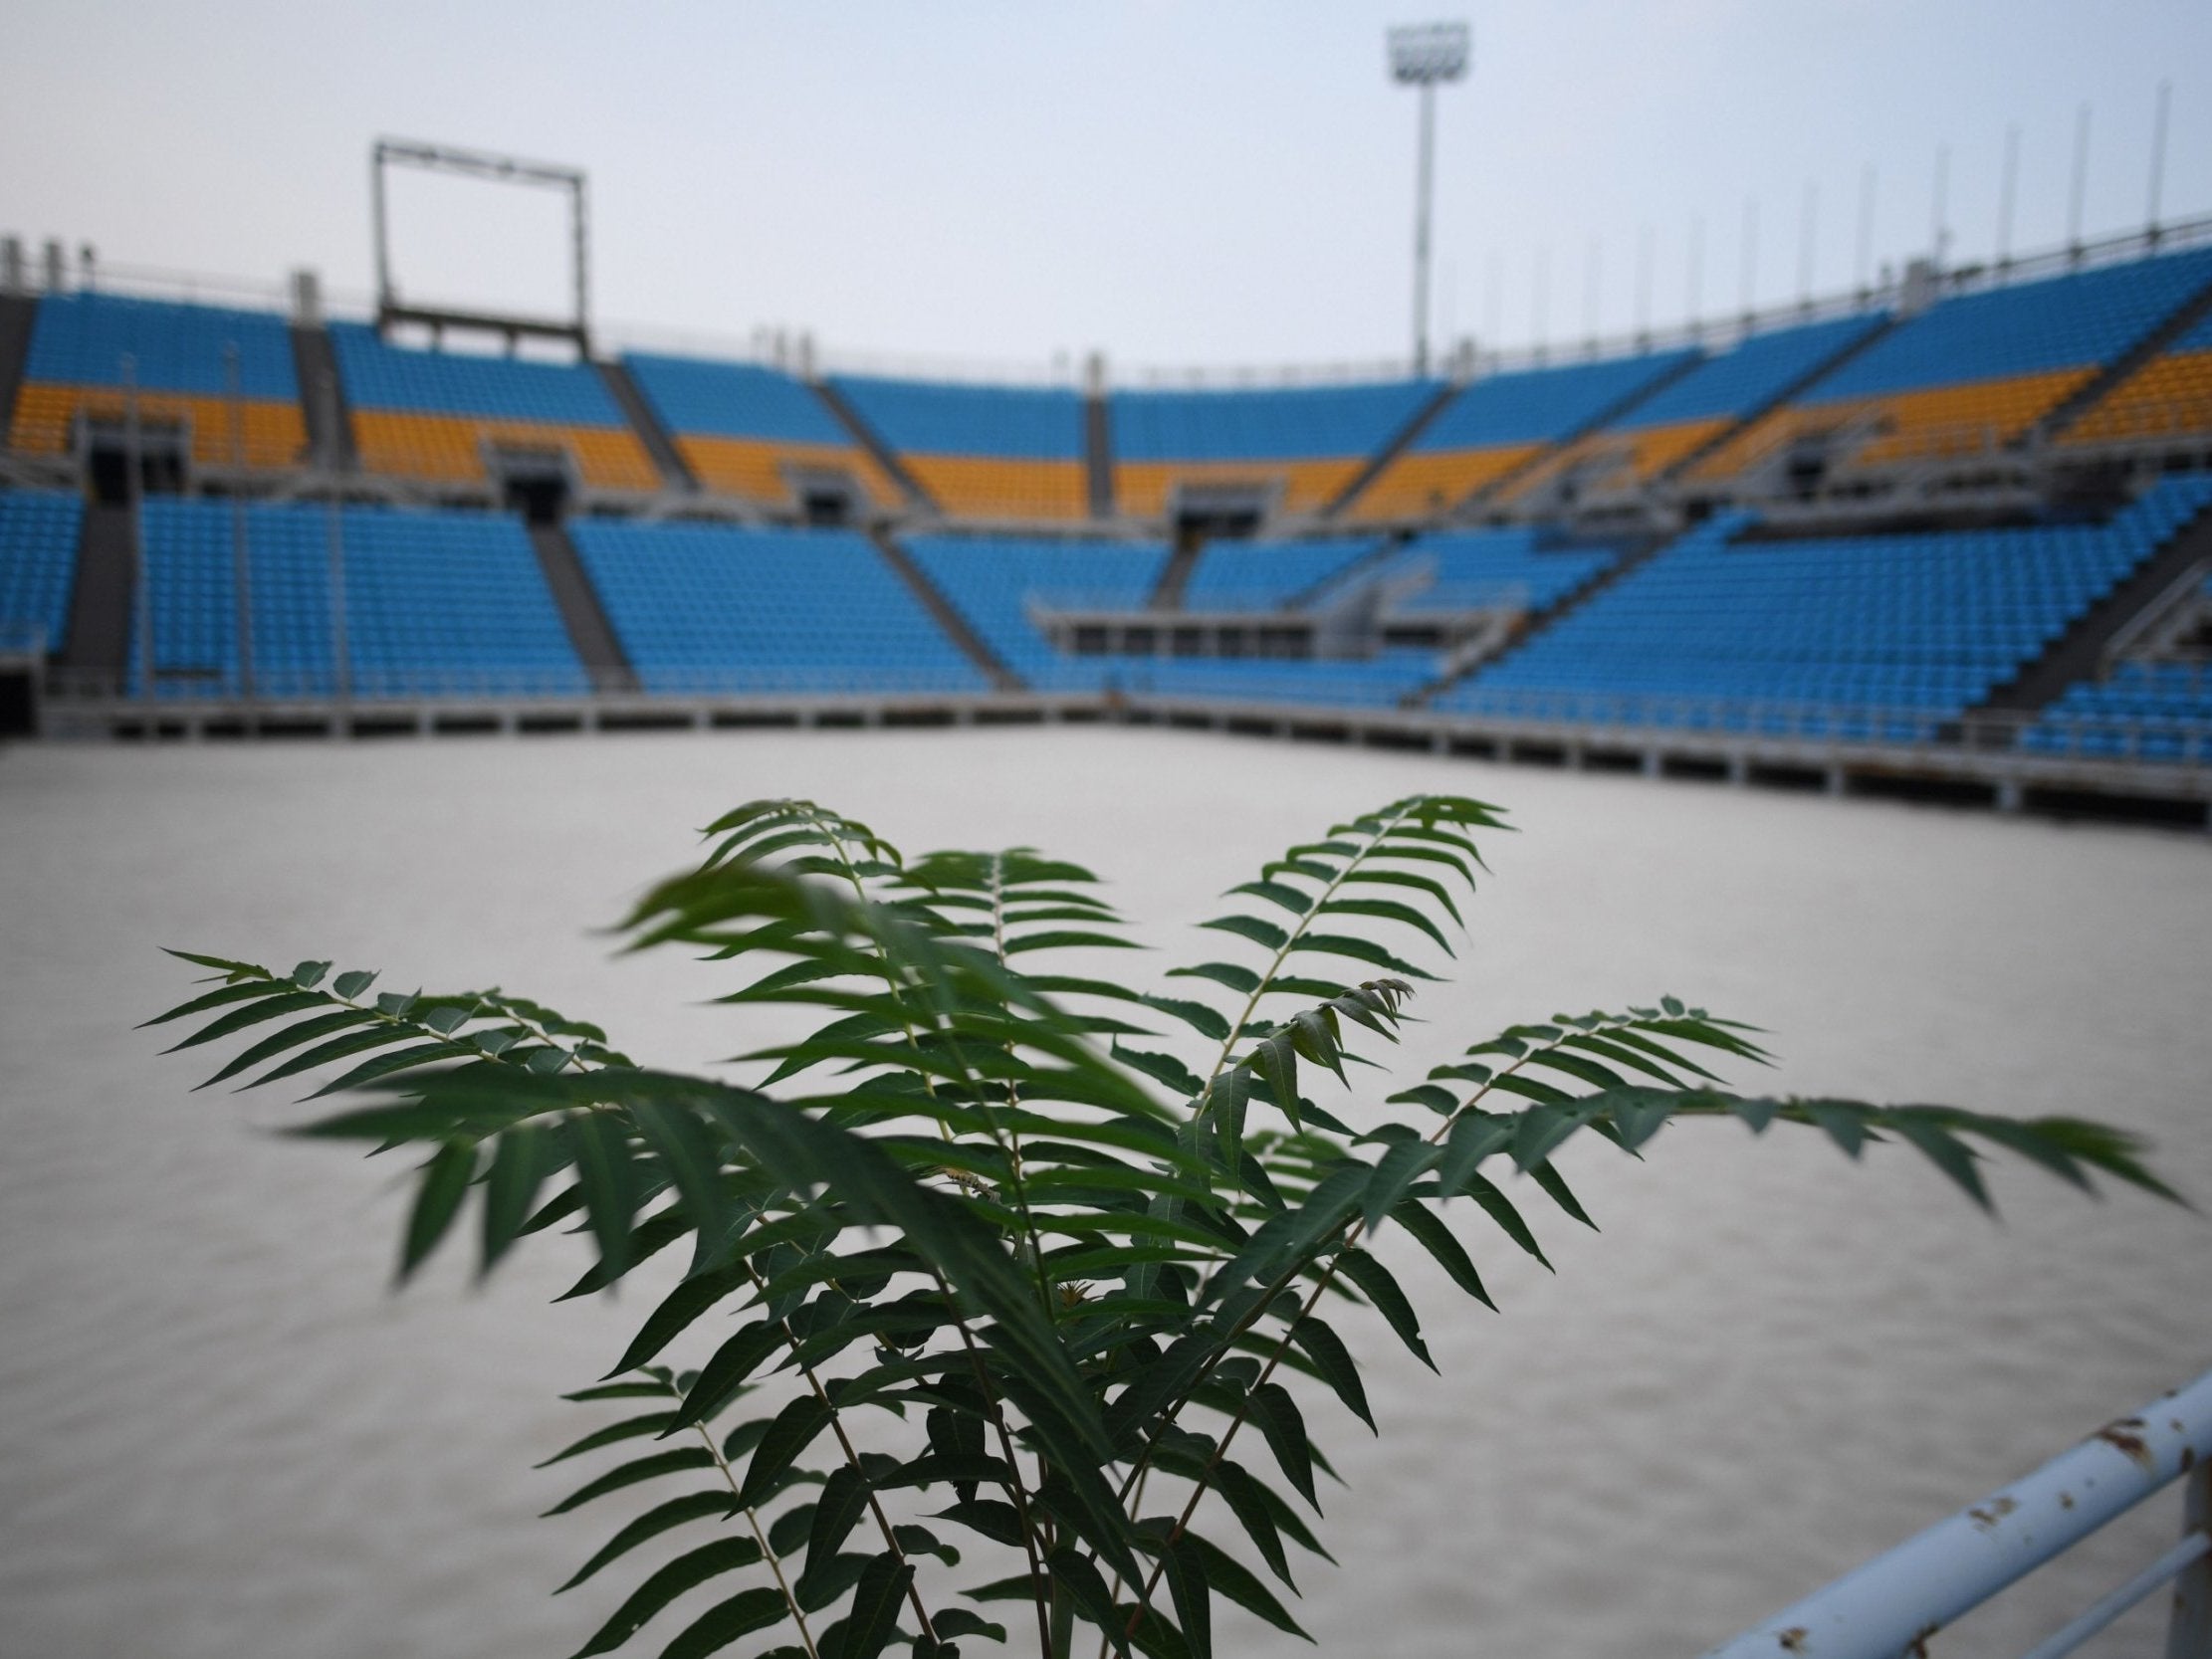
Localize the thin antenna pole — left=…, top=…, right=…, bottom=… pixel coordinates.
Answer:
left=2147, top=80, right=2171, bottom=242
left=1930, top=143, right=1949, bottom=264
left=2069, top=103, right=2092, bottom=259
left=1483, top=248, right=1502, bottom=347
left=323, top=371, right=349, bottom=716
left=571, top=172, right=591, bottom=349
left=1997, top=124, right=2020, bottom=271
left=1635, top=223, right=1655, bottom=343
left=1583, top=236, right=1601, bottom=349
left=1797, top=180, right=1818, bottom=311
left=124, top=354, right=149, bottom=712
left=1856, top=163, right=1877, bottom=298
left=226, top=343, right=254, bottom=702
left=1687, top=214, right=1704, bottom=333
left=1533, top=245, right=1550, bottom=356
left=370, top=143, right=391, bottom=313
left=1740, top=197, right=1758, bottom=319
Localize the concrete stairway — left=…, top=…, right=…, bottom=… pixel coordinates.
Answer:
left=0, top=293, right=36, bottom=437
left=289, top=324, right=354, bottom=468
left=59, top=503, right=138, bottom=678
left=1979, top=499, right=2212, bottom=713
left=1321, top=381, right=1461, bottom=519
left=599, top=361, right=697, bottom=492
left=526, top=521, right=637, bottom=694
left=867, top=525, right=1018, bottom=689
left=1085, top=391, right=1114, bottom=519
left=2037, top=273, right=2212, bottom=440
left=815, top=382, right=937, bottom=514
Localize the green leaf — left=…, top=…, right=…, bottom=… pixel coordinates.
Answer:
left=656, top=1587, right=792, bottom=1659
left=737, top=1394, right=832, bottom=1508
left=481, top=1124, right=557, bottom=1275
left=1202, top=915, right=1288, bottom=951
left=399, top=1141, right=476, bottom=1281
left=139, top=977, right=295, bottom=1028
left=556, top=1492, right=745, bottom=1592
left=614, top=1264, right=757, bottom=1379
left=332, top=968, right=378, bottom=999
left=195, top=1008, right=381, bottom=1090
left=292, top=959, right=332, bottom=988
left=1361, top=1140, right=1437, bottom=1234
left=676, top=1321, right=785, bottom=1429
left=1183, top=1533, right=1309, bottom=1641
left=1157, top=1529, right=1211, bottom=1659
left=162, top=990, right=330, bottom=1053
left=1245, top=1382, right=1316, bottom=1508
left=1213, top=1459, right=1291, bottom=1585
left=1389, top=1201, right=1494, bottom=1310
left=1048, top=1547, right=1129, bottom=1655
left=932, top=1610, right=1006, bottom=1645
left=1456, top=1173, right=1550, bottom=1269
left=1334, top=1249, right=1434, bottom=1370
left=1166, top=962, right=1261, bottom=995
left=537, top=1410, right=679, bottom=1469
left=1289, top=1316, right=1374, bottom=1431
left=544, top=1447, right=718, bottom=1516
left=834, top=1553, right=913, bottom=1659
left=567, top=1113, right=644, bottom=1282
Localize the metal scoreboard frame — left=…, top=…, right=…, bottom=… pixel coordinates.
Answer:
left=370, top=138, right=592, bottom=352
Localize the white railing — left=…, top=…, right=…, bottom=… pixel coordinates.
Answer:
left=1705, top=1366, right=2212, bottom=1658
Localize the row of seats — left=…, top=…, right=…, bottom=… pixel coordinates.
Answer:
left=0, top=489, right=83, bottom=653
left=903, top=533, right=1168, bottom=691
left=1388, top=527, right=1618, bottom=613
left=567, top=520, right=987, bottom=696
left=1441, top=477, right=2212, bottom=731
left=11, top=248, right=2211, bottom=517
left=2025, top=655, right=2212, bottom=762
left=1698, top=248, right=2212, bottom=476
left=128, top=499, right=586, bottom=699
left=10, top=293, right=306, bottom=467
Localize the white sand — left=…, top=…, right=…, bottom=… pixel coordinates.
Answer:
left=1, top=726, right=2206, bottom=1657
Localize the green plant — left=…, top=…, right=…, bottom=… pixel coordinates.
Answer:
left=146, top=793, right=2175, bottom=1659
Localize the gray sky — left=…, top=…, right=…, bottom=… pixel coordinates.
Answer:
left=4, top=0, right=2208, bottom=373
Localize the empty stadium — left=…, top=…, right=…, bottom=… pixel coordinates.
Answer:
left=7, top=9, right=2212, bottom=1659
left=5, top=199, right=2212, bottom=826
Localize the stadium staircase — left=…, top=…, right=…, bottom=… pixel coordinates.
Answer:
left=1406, top=531, right=1671, bottom=706
left=525, top=521, right=637, bottom=694
left=1147, top=528, right=1206, bottom=610
left=598, top=361, right=698, bottom=493
left=58, top=502, right=137, bottom=678
left=1470, top=355, right=1704, bottom=509
left=289, top=323, right=354, bottom=468
left=865, top=525, right=1021, bottom=689
left=1085, top=391, right=1113, bottom=519
left=0, top=293, right=35, bottom=438
left=2037, top=270, right=2212, bottom=441
left=813, top=382, right=937, bottom=514
left=1977, top=495, right=2212, bottom=715
left=1321, top=382, right=1460, bottom=518
left=1665, top=312, right=1900, bottom=484
left=1282, top=536, right=1404, bottom=609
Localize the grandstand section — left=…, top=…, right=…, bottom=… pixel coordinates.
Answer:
left=8, top=293, right=306, bottom=469
left=1086, top=650, right=1440, bottom=709
left=2060, top=306, right=2212, bottom=448
left=330, top=322, right=657, bottom=492
left=1107, top=380, right=1441, bottom=519
left=567, top=520, right=989, bottom=695
left=128, top=499, right=587, bottom=700
left=903, top=533, right=1168, bottom=691
left=1438, top=477, right=2212, bottom=735
left=1180, top=535, right=1385, bottom=610
left=0, top=488, right=84, bottom=655
left=1391, top=526, right=1617, bottom=613
left=1503, top=313, right=1886, bottom=508
left=824, top=375, right=1087, bottom=520
left=620, top=352, right=899, bottom=512
left=1346, top=347, right=1696, bottom=520
left=1695, top=248, right=2212, bottom=484
left=2026, top=657, right=2212, bottom=762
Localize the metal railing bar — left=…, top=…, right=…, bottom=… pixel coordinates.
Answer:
left=2017, top=1531, right=2211, bottom=1659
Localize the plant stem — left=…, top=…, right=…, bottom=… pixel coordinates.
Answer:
left=692, top=1422, right=820, bottom=1659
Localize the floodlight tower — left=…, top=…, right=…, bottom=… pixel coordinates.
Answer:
left=1389, top=21, right=1470, bottom=376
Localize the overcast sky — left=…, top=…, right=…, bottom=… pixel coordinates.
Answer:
left=3, top=0, right=2208, bottom=374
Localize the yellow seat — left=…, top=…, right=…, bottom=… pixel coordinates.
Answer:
left=2061, top=350, right=2212, bottom=444
left=8, top=382, right=308, bottom=468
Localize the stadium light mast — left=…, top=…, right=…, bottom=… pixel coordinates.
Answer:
left=1389, top=22, right=1469, bottom=377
